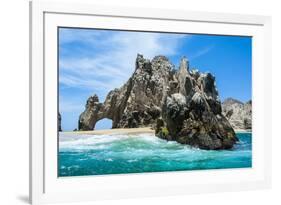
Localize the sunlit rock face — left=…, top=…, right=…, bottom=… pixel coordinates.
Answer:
left=79, top=54, right=237, bottom=150
left=222, top=98, right=252, bottom=130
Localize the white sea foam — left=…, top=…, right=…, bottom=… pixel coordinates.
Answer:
left=59, top=133, right=160, bottom=151
left=127, top=159, right=138, bottom=163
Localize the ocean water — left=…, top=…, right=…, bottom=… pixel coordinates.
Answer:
left=58, top=132, right=252, bottom=177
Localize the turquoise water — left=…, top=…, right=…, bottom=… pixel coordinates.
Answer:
left=58, top=132, right=252, bottom=177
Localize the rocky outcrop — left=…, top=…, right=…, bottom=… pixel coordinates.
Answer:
left=79, top=54, right=237, bottom=150
left=222, top=98, right=252, bottom=130
left=58, top=112, right=62, bottom=131
left=158, top=58, right=237, bottom=150
left=79, top=54, right=171, bottom=130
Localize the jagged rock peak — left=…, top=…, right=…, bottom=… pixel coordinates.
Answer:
left=135, top=53, right=151, bottom=71
left=197, top=72, right=219, bottom=101
left=152, top=55, right=170, bottom=62
left=179, top=56, right=189, bottom=72
left=86, top=94, right=99, bottom=107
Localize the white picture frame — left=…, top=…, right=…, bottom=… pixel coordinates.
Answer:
left=30, top=1, right=272, bottom=204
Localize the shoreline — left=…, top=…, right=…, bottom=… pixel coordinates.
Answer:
left=59, top=127, right=155, bottom=142
left=61, top=127, right=155, bottom=135
left=60, top=127, right=251, bottom=136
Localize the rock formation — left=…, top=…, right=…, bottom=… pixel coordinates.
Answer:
left=79, top=54, right=171, bottom=130
left=58, top=112, right=62, bottom=131
left=222, top=98, right=252, bottom=130
left=79, top=54, right=238, bottom=150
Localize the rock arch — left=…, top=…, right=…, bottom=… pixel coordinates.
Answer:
left=78, top=54, right=168, bottom=131
left=78, top=94, right=114, bottom=130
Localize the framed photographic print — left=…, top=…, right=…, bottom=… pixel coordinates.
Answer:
left=30, top=1, right=272, bottom=204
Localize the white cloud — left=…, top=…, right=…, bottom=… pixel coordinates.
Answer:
left=59, top=100, right=83, bottom=113
left=59, top=29, right=187, bottom=92
left=59, top=74, right=115, bottom=90
left=189, top=45, right=214, bottom=60
left=59, top=28, right=106, bottom=45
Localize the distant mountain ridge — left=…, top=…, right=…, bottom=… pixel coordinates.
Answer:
left=222, top=97, right=243, bottom=105
left=222, top=98, right=252, bottom=130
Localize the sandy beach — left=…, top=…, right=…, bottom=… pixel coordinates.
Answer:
left=60, top=127, right=155, bottom=141
left=63, top=127, right=154, bottom=135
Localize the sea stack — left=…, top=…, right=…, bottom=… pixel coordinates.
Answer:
left=79, top=54, right=237, bottom=150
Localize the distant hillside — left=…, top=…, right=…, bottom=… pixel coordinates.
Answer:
left=222, top=98, right=252, bottom=130
left=222, top=98, right=243, bottom=106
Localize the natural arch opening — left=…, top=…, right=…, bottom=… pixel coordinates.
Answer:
left=94, top=118, right=113, bottom=130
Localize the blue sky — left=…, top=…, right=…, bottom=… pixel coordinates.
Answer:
left=59, top=28, right=252, bottom=131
